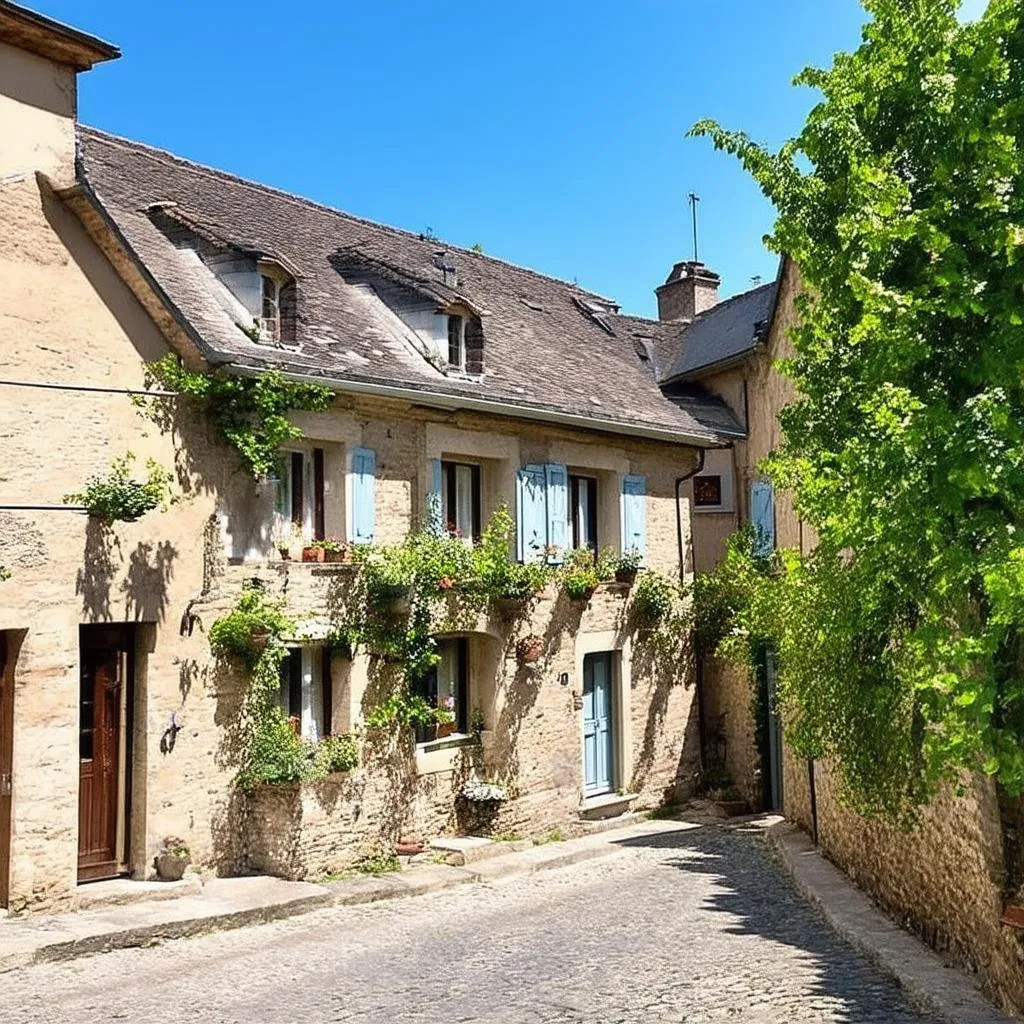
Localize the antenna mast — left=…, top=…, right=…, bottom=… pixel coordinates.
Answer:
left=688, top=192, right=701, bottom=263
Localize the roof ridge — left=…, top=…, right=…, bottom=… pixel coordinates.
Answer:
left=78, top=125, right=617, bottom=307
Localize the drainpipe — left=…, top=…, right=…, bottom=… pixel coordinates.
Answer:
left=676, top=449, right=707, bottom=770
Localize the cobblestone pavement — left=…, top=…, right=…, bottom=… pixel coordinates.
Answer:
left=5, top=825, right=938, bottom=1023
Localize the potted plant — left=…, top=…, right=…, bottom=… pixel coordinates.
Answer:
left=613, top=550, right=643, bottom=586
left=561, top=548, right=599, bottom=602
left=435, top=695, right=456, bottom=738
left=516, top=634, right=545, bottom=664
left=492, top=560, right=548, bottom=618
left=321, top=538, right=352, bottom=564
left=154, top=835, right=191, bottom=881
left=301, top=540, right=326, bottom=563
left=64, top=452, right=173, bottom=525
left=364, top=547, right=416, bottom=615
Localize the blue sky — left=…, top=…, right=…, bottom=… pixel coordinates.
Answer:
left=50, top=1, right=981, bottom=316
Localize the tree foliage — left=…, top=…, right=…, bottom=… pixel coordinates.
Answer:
left=692, top=0, right=1024, bottom=815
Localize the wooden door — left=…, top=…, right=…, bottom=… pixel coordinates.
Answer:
left=583, top=653, right=614, bottom=796
left=78, top=626, right=132, bottom=882
left=0, top=634, right=13, bottom=908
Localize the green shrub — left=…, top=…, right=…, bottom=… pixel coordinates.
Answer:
left=314, top=733, right=359, bottom=775
left=561, top=548, right=600, bottom=600
left=64, top=452, right=172, bottom=524
left=632, top=571, right=677, bottom=622
left=209, top=586, right=294, bottom=667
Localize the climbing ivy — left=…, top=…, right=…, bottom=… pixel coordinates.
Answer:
left=145, top=355, right=333, bottom=479
left=691, top=0, right=1024, bottom=815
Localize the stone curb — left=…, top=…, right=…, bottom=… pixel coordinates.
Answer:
left=765, top=822, right=1015, bottom=1024
left=0, top=833, right=627, bottom=973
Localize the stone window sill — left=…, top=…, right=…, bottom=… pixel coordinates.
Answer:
left=415, top=734, right=478, bottom=776
left=579, top=791, right=638, bottom=820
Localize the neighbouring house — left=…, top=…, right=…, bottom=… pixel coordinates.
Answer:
left=0, top=2, right=744, bottom=912
left=675, top=256, right=1024, bottom=1013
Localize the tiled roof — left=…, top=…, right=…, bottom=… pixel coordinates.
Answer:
left=663, top=278, right=779, bottom=381
left=76, top=127, right=729, bottom=445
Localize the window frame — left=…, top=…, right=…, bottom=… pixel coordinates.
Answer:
left=412, top=636, right=469, bottom=744
left=273, top=447, right=326, bottom=544
left=260, top=273, right=281, bottom=342
left=447, top=314, right=466, bottom=369
left=441, top=460, right=482, bottom=544
left=569, top=474, right=599, bottom=554
left=278, top=645, right=332, bottom=742
left=693, top=474, right=724, bottom=508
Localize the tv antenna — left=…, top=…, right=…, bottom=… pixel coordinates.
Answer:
left=688, top=192, right=701, bottom=262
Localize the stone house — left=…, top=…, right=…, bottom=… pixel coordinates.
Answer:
left=675, top=256, right=1024, bottom=1013
left=0, top=3, right=741, bottom=912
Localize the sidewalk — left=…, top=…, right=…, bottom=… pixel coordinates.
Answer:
left=766, top=821, right=1016, bottom=1024
left=0, top=820, right=660, bottom=974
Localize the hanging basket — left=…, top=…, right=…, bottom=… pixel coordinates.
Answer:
left=516, top=635, right=544, bottom=664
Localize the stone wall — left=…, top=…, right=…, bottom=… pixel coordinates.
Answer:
left=785, top=762, right=1024, bottom=1014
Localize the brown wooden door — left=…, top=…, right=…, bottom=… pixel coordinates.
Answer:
left=0, top=634, right=14, bottom=908
left=78, top=626, right=132, bottom=882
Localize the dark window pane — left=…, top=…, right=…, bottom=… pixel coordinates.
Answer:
left=694, top=475, right=723, bottom=507
left=448, top=315, right=464, bottom=366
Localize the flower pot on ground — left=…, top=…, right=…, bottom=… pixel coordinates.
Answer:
left=154, top=836, right=190, bottom=881
left=516, top=634, right=544, bottom=664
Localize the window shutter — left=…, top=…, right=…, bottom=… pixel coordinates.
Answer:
left=621, top=474, right=647, bottom=563
left=349, top=447, right=376, bottom=545
left=425, top=458, right=444, bottom=534
left=544, top=463, right=569, bottom=564
left=516, top=464, right=547, bottom=562
left=750, top=481, right=775, bottom=556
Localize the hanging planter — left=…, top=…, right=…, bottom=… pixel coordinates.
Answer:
left=495, top=595, right=530, bottom=619
left=516, top=634, right=544, bottom=664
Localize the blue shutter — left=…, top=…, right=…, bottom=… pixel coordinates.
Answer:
left=349, top=447, right=376, bottom=545
left=621, top=474, right=647, bottom=564
left=750, top=481, right=775, bottom=556
left=516, top=465, right=547, bottom=562
left=427, top=458, right=444, bottom=534
left=544, top=463, right=568, bottom=564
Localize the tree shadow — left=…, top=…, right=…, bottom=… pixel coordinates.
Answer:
left=76, top=519, right=120, bottom=619
left=121, top=539, right=177, bottom=622
left=611, top=824, right=936, bottom=1023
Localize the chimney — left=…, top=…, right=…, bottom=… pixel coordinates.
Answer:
left=655, top=260, right=720, bottom=322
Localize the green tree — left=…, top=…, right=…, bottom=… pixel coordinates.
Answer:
left=692, top=0, right=1024, bottom=817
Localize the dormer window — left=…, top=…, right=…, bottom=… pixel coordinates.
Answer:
left=447, top=314, right=465, bottom=369
left=260, top=273, right=281, bottom=343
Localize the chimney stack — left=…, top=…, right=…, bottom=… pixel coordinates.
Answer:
left=655, top=260, right=720, bottom=322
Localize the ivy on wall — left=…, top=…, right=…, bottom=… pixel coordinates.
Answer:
left=690, top=0, right=1024, bottom=819
left=145, top=355, right=334, bottom=479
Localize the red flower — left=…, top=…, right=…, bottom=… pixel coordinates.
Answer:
left=439, top=577, right=455, bottom=590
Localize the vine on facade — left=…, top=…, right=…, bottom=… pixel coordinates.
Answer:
left=145, top=355, right=334, bottom=479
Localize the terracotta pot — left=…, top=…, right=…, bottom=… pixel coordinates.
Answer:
left=154, top=853, right=189, bottom=881
left=324, top=549, right=351, bottom=564
left=435, top=719, right=455, bottom=739
left=615, top=569, right=638, bottom=586
left=516, top=635, right=544, bottom=664
left=250, top=629, right=270, bottom=652
left=396, top=840, right=424, bottom=857
left=302, top=546, right=325, bottom=563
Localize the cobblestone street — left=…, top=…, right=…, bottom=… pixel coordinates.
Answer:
left=3, top=825, right=937, bottom=1023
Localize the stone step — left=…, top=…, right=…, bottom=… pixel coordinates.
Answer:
left=73, top=874, right=202, bottom=913
left=429, top=836, right=533, bottom=866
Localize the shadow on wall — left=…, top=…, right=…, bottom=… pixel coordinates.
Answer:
left=612, top=824, right=932, bottom=1024
left=76, top=522, right=178, bottom=622
left=209, top=656, right=248, bottom=875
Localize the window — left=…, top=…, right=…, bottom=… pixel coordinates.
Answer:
left=692, top=449, right=735, bottom=513
left=447, top=314, right=465, bottom=368
left=278, top=646, right=332, bottom=742
left=750, top=481, right=776, bottom=557
left=442, top=460, right=481, bottom=544
left=693, top=475, right=723, bottom=507
left=570, top=475, right=598, bottom=553
left=274, top=449, right=326, bottom=543
left=260, top=274, right=281, bottom=342
left=412, top=637, right=469, bottom=744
